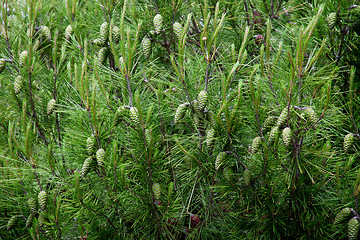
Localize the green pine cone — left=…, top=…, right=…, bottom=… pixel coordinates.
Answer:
left=112, top=25, right=120, bottom=44
left=153, top=14, right=163, bottom=34
left=206, top=110, right=216, bottom=127
left=152, top=182, right=161, bottom=200
left=348, top=217, right=360, bottom=240
left=38, top=211, right=45, bottom=228
left=93, top=38, right=102, bottom=46
left=243, top=169, right=251, bottom=186
left=86, top=135, right=95, bottom=155
left=28, top=198, right=37, bottom=214
left=19, top=51, right=28, bottom=66
left=141, top=37, right=151, bottom=59
left=193, top=100, right=203, bottom=116
left=223, top=167, right=233, bottom=182
left=282, top=127, right=292, bottom=147
left=268, top=126, right=279, bottom=144
left=215, top=151, right=227, bottom=170
left=198, top=90, right=208, bottom=110
left=47, top=99, right=56, bottom=115
left=174, top=103, right=188, bottom=124
left=145, top=129, right=151, bottom=144
left=129, top=107, right=140, bottom=126
left=0, top=58, right=5, bottom=73
left=65, top=25, right=73, bottom=40
left=251, top=136, right=261, bottom=154
left=40, top=26, right=51, bottom=42
left=277, top=106, right=290, bottom=127
left=327, top=12, right=336, bottom=27
left=334, top=207, right=352, bottom=225
left=173, top=22, right=183, bottom=39
left=262, top=116, right=277, bottom=132
left=99, top=22, right=109, bottom=45
left=26, top=213, right=34, bottom=228
left=96, top=148, right=105, bottom=167
left=38, top=191, right=47, bottom=211
left=98, top=47, right=109, bottom=65
left=82, top=157, right=93, bottom=177
left=303, top=107, right=316, bottom=124
left=344, top=133, right=355, bottom=152
left=14, top=75, right=22, bottom=94
left=119, top=56, right=125, bottom=71
left=7, top=215, right=17, bottom=230
left=205, top=128, right=216, bottom=148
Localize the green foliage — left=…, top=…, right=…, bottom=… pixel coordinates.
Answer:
left=0, top=0, right=360, bottom=239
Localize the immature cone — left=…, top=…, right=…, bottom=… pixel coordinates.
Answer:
left=19, top=51, right=28, bottom=66
left=191, top=214, right=201, bottom=228
left=33, top=39, right=41, bottom=52
left=99, top=22, right=109, bottom=45
left=0, top=58, right=5, bottom=73
left=215, top=151, right=227, bottom=170
left=47, top=99, right=56, bottom=115
left=14, top=75, right=22, bottom=94
left=268, top=126, right=279, bottom=144
left=348, top=217, right=360, bottom=240
left=93, top=38, right=102, bottom=46
left=28, top=198, right=37, bottom=214
left=96, top=148, right=105, bottom=167
left=98, top=47, right=109, bottom=65
left=38, top=211, right=45, bottom=228
left=40, top=26, right=51, bottom=42
left=193, top=100, right=202, bottom=116
left=38, top=191, right=47, bottom=211
left=223, top=167, right=233, bottom=182
left=174, top=103, right=188, bottom=124
left=282, top=127, right=292, bottom=147
left=130, top=107, right=140, bottom=126
left=334, top=207, right=352, bottom=225
left=206, top=110, right=216, bottom=127
left=26, top=213, right=34, bottom=228
left=153, top=14, right=163, bottom=34
left=262, top=116, right=276, bottom=132
left=82, top=157, right=93, bottom=177
left=243, top=169, right=251, bottom=186
left=65, top=25, right=73, bottom=40
left=205, top=128, right=216, bottom=148
left=303, top=107, right=316, bottom=124
left=141, top=37, right=151, bottom=58
left=277, top=106, right=290, bottom=127
left=198, top=90, right=208, bottom=110
left=7, top=215, right=17, bottom=230
left=119, top=56, right=125, bottom=71
left=112, top=25, right=120, bottom=44
left=251, top=136, right=261, bottom=154
left=152, top=182, right=161, bottom=200
left=145, top=129, right=151, bottom=144
left=327, top=12, right=336, bottom=27
left=344, top=133, right=355, bottom=152
left=173, top=22, right=183, bottom=39
left=86, top=135, right=95, bottom=155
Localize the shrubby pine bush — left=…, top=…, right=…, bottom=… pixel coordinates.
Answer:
left=0, top=0, right=360, bottom=239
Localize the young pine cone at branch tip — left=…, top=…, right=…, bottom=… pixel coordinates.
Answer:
left=243, top=169, right=251, bottom=186
left=0, top=58, right=5, bottom=73
left=334, top=207, right=352, bottom=225
left=348, top=217, right=360, bottom=240
left=262, top=116, right=276, bottom=132
left=82, top=157, right=93, bottom=177
left=153, top=14, right=163, bottom=34
left=99, top=22, right=109, bottom=45
left=173, top=22, right=183, bottom=39
left=215, top=151, right=227, bottom=170
left=152, top=182, right=161, bottom=200
left=205, top=128, right=216, bottom=148
left=14, top=75, right=22, bottom=94
left=303, top=107, right=316, bottom=124
left=47, top=99, right=56, bottom=115
left=251, top=136, right=261, bottom=154
left=26, top=213, right=34, bottom=228
left=282, top=127, right=292, bottom=147
left=96, top=148, right=105, bottom=167
left=268, top=126, right=279, bottom=144
left=141, top=37, right=151, bottom=59
left=98, top=47, right=109, bottom=65
left=130, top=107, right=140, bottom=126
left=327, top=12, right=336, bottom=27
left=28, top=198, right=37, bottom=214
left=19, top=51, right=28, bottom=66
left=38, top=191, right=47, bottom=211
left=174, top=103, right=188, bottom=124
left=86, top=135, right=95, bottom=155
left=277, top=106, right=291, bottom=127
left=344, top=133, right=355, bottom=152
left=40, top=26, right=51, bottom=42
left=198, top=90, right=208, bottom=110
left=112, top=25, right=120, bottom=44
left=65, top=25, right=73, bottom=40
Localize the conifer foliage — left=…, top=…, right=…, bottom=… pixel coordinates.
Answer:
left=0, top=0, right=360, bottom=239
